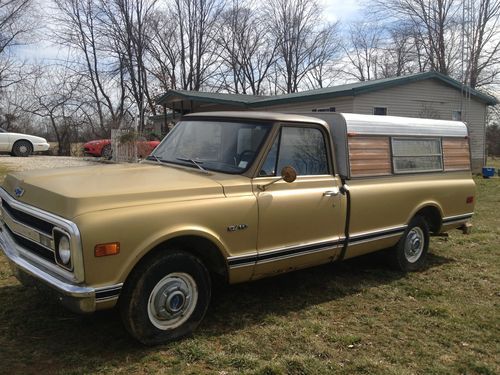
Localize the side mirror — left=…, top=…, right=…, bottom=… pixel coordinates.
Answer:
left=258, top=165, right=297, bottom=191
left=281, top=166, right=297, bottom=183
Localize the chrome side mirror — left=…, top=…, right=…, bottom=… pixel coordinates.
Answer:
left=258, top=166, right=297, bottom=191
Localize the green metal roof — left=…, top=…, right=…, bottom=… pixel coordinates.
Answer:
left=156, top=71, right=498, bottom=107
left=155, top=90, right=266, bottom=106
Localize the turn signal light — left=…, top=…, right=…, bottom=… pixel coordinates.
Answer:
left=466, top=196, right=474, bottom=204
left=95, top=242, right=120, bottom=257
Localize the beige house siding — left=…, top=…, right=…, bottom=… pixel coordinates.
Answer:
left=258, top=97, right=354, bottom=113
left=352, top=79, right=487, bottom=171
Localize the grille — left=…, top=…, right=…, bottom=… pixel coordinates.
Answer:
left=5, top=226, right=55, bottom=263
left=1, top=200, right=56, bottom=265
left=2, top=200, right=54, bottom=235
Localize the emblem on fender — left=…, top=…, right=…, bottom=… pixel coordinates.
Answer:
left=14, top=187, right=24, bottom=198
left=227, top=224, right=248, bottom=232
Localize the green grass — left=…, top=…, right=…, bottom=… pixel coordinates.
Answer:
left=0, top=167, right=499, bottom=374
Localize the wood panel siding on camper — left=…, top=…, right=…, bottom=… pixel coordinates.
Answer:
left=349, top=136, right=391, bottom=177
left=352, top=79, right=486, bottom=170
left=443, top=138, right=471, bottom=171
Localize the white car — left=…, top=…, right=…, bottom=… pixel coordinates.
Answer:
left=0, top=128, right=50, bottom=157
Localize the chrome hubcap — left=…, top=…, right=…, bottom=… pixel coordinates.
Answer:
left=147, top=272, right=198, bottom=330
left=19, top=145, right=27, bottom=153
left=404, top=227, right=424, bottom=263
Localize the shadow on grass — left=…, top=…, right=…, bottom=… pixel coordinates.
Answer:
left=0, top=252, right=454, bottom=374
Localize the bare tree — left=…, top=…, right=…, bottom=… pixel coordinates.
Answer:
left=342, top=22, right=382, bottom=81
left=372, top=0, right=461, bottom=76
left=147, top=8, right=181, bottom=92
left=377, top=25, right=420, bottom=78
left=0, top=0, right=36, bottom=89
left=216, top=0, right=278, bottom=94
left=462, top=0, right=500, bottom=88
left=167, top=0, right=223, bottom=92
left=52, top=0, right=128, bottom=137
left=22, top=66, right=84, bottom=155
left=0, top=0, right=34, bottom=54
left=99, top=0, right=158, bottom=133
left=371, top=0, right=500, bottom=89
left=265, top=0, right=339, bottom=93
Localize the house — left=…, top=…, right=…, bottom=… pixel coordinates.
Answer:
left=154, top=71, right=498, bottom=172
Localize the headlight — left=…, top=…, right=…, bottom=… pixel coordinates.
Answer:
left=58, top=235, right=71, bottom=265
left=54, top=229, right=72, bottom=268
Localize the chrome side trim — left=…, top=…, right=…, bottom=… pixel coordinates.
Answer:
left=347, top=225, right=407, bottom=245
left=228, top=237, right=344, bottom=268
left=442, top=213, right=473, bottom=225
left=0, top=188, right=84, bottom=283
left=227, top=225, right=408, bottom=270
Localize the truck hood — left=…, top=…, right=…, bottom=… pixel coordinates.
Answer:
left=2, top=163, right=224, bottom=219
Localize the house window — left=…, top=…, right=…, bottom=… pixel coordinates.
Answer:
left=452, top=111, right=462, bottom=121
left=373, top=107, right=387, bottom=115
left=312, top=107, right=336, bottom=112
left=391, top=138, right=443, bottom=173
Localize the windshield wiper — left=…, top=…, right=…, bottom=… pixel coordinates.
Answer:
left=176, top=157, right=208, bottom=173
left=146, top=154, right=167, bottom=164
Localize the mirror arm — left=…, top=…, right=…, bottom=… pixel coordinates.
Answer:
left=257, top=177, right=283, bottom=191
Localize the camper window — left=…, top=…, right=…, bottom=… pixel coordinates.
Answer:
left=391, top=138, right=443, bottom=173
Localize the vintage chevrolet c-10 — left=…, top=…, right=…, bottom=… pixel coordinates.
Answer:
left=0, top=111, right=475, bottom=344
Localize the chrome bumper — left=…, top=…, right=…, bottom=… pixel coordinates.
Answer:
left=0, top=223, right=120, bottom=313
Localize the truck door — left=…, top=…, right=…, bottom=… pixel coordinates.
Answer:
left=252, top=124, right=346, bottom=279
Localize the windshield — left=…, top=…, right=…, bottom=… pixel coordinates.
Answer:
left=151, top=119, right=272, bottom=174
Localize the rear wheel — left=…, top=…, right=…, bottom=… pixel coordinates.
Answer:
left=389, top=216, right=429, bottom=272
left=119, top=250, right=211, bottom=345
left=12, top=140, right=33, bottom=157
left=101, top=144, right=112, bottom=159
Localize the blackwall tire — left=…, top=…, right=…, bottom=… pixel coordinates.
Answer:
left=12, top=140, right=33, bottom=157
left=119, top=250, right=211, bottom=345
left=101, top=144, right=112, bottom=159
left=390, top=216, right=430, bottom=272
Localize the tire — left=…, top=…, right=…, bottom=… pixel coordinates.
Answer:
left=101, top=144, right=112, bottom=159
left=12, top=140, right=33, bottom=157
left=389, top=216, right=429, bottom=272
left=119, top=250, right=211, bottom=345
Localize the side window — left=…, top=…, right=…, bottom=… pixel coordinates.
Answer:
left=392, top=138, right=443, bottom=173
left=374, top=107, right=387, bottom=115
left=260, top=126, right=329, bottom=176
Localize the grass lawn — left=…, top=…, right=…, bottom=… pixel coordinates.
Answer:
left=0, top=166, right=498, bottom=374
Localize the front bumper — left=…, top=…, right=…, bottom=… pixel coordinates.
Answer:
left=34, top=142, right=50, bottom=152
left=0, top=222, right=121, bottom=313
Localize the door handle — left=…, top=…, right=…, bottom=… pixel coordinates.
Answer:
left=323, top=188, right=340, bottom=197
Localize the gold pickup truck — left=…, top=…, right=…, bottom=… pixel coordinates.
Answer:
left=0, top=112, right=475, bottom=344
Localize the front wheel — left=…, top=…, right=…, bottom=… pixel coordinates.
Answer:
left=119, top=250, right=211, bottom=345
left=389, top=216, right=429, bottom=272
left=12, top=140, right=33, bottom=157
left=101, top=144, right=112, bottom=159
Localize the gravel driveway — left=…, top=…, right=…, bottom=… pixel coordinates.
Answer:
left=0, top=155, right=96, bottom=172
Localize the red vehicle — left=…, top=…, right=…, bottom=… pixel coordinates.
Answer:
left=83, top=139, right=160, bottom=159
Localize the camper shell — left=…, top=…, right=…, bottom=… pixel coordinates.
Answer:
left=304, top=112, right=471, bottom=179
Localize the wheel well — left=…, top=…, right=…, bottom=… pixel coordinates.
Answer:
left=13, top=139, right=33, bottom=148
left=415, top=206, right=442, bottom=234
left=135, top=235, right=228, bottom=282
